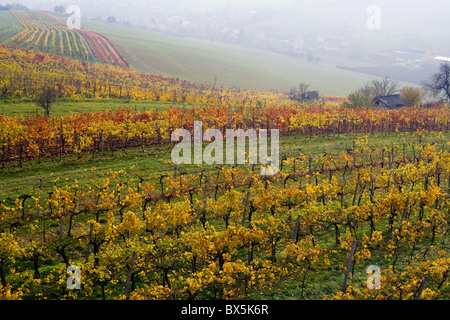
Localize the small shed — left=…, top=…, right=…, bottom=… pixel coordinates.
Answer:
left=373, top=94, right=405, bottom=109
left=300, top=91, right=320, bottom=101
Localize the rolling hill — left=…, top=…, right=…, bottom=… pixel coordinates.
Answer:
left=0, top=9, right=417, bottom=95
left=82, top=19, right=401, bottom=95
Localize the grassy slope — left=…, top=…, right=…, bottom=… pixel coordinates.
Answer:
left=82, top=19, right=396, bottom=95
left=0, top=99, right=185, bottom=117
left=1, top=131, right=444, bottom=201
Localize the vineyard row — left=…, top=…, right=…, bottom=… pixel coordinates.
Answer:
left=0, top=138, right=448, bottom=300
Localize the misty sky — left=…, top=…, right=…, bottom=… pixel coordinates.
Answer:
left=6, top=0, right=450, bottom=26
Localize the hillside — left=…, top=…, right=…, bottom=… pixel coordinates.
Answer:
left=0, top=9, right=418, bottom=95
left=82, top=19, right=398, bottom=95
left=0, top=10, right=127, bottom=66
left=0, top=44, right=280, bottom=105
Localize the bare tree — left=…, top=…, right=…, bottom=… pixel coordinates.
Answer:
left=298, top=83, right=309, bottom=94
left=423, top=63, right=450, bottom=101
left=288, top=83, right=309, bottom=101
left=366, top=77, right=400, bottom=98
left=35, top=85, right=59, bottom=117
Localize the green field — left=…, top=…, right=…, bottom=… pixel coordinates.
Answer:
left=82, top=19, right=403, bottom=95
left=0, top=130, right=444, bottom=203
left=0, top=99, right=186, bottom=117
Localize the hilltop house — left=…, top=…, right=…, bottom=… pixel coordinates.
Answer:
left=373, top=94, right=405, bottom=109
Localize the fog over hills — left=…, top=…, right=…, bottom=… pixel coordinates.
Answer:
left=9, top=0, right=450, bottom=34
left=3, top=0, right=449, bottom=85
left=10, top=1, right=450, bottom=51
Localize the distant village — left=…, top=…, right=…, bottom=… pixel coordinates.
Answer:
left=103, top=6, right=448, bottom=84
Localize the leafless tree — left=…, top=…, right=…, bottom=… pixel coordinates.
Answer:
left=362, top=77, right=400, bottom=99
left=35, top=85, right=59, bottom=117
left=423, top=63, right=450, bottom=101
left=288, top=83, right=309, bottom=101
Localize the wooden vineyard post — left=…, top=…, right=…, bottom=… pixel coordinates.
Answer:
left=200, top=175, right=208, bottom=229
left=337, top=116, right=340, bottom=137
left=173, top=163, right=178, bottom=179
left=415, top=275, right=429, bottom=300
left=352, top=141, right=356, bottom=168
left=85, top=223, right=94, bottom=264
left=203, top=176, right=208, bottom=210
left=124, top=252, right=137, bottom=298
left=352, top=174, right=361, bottom=206
left=59, top=118, right=64, bottom=161
left=171, top=164, right=178, bottom=197
left=36, top=179, right=42, bottom=217
left=342, top=240, right=357, bottom=292
left=308, top=157, right=312, bottom=184
left=388, top=151, right=392, bottom=169
left=292, top=215, right=301, bottom=243
left=59, top=217, right=64, bottom=240
left=436, top=162, right=440, bottom=187
left=124, top=125, right=129, bottom=155
left=385, top=115, right=389, bottom=136
left=242, top=183, right=252, bottom=227
left=101, top=130, right=104, bottom=157
left=333, top=119, right=337, bottom=137
left=1, top=137, right=5, bottom=169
